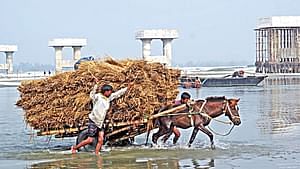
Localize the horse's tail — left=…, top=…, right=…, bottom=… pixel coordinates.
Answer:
left=145, top=118, right=157, bottom=145
left=145, top=117, right=161, bottom=145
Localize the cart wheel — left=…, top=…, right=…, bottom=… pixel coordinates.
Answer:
left=76, top=128, right=97, bottom=152
left=106, top=137, right=134, bottom=146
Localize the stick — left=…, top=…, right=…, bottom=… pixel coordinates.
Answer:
left=87, top=65, right=99, bottom=82
left=37, top=127, right=83, bottom=136
left=106, top=126, right=132, bottom=137
left=108, top=119, right=148, bottom=127
left=149, top=104, right=187, bottom=119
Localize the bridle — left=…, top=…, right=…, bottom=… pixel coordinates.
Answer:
left=195, top=99, right=239, bottom=136
left=222, top=100, right=240, bottom=123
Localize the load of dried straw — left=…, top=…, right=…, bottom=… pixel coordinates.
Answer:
left=16, top=58, right=180, bottom=134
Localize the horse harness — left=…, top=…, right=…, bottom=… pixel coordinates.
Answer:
left=161, top=99, right=239, bottom=137
left=159, top=99, right=239, bottom=126
left=188, top=100, right=207, bottom=127
left=222, top=100, right=240, bottom=122
left=189, top=99, right=239, bottom=126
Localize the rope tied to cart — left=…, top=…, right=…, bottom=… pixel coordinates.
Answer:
left=159, top=110, right=233, bottom=125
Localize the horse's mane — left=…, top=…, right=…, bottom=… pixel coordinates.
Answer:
left=194, top=99, right=205, bottom=103
left=205, top=96, right=226, bottom=101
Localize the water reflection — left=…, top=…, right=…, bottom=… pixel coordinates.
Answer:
left=179, top=159, right=214, bottom=169
left=257, top=77, right=300, bottom=134
left=264, top=76, right=300, bottom=86
left=28, top=155, right=215, bottom=169
left=29, top=155, right=104, bottom=169
left=194, top=88, right=201, bottom=98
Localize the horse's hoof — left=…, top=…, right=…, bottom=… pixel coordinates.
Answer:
left=188, top=144, right=191, bottom=148
left=151, top=144, right=160, bottom=148
left=211, top=145, right=216, bottom=150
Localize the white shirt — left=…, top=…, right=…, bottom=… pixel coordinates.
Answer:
left=88, top=84, right=127, bottom=128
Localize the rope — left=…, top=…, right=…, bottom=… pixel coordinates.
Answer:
left=158, top=109, right=235, bottom=136
left=153, top=100, right=236, bottom=137
left=87, top=65, right=99, bottom=82
left=207, top=125, right=235, bottom=136
left=200, top=113, right=232, bottom=125
left=159, top=112, right=232, bottom=125
left=159, top=111, right=235, bottom=136
left=198, top=100, right=206, bottom=113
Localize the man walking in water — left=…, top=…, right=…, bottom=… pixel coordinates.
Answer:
left=71, top=82, right=132, bottom=154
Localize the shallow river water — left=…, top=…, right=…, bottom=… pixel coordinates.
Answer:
left=0, top=78, right=300, bottom=169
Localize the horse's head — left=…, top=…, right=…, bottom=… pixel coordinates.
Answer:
left=223, top=98, right=241, bottom=126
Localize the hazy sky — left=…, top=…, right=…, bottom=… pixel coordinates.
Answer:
left=1, top=0, right=300, bottom=66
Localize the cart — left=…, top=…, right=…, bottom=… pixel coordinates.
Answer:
left=36, top=104, right=187, bottom=151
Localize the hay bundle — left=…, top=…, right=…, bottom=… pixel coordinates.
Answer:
left=16, top=59, right=180, bottom=133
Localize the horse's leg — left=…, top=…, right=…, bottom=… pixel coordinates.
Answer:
left=172, top=126, right=181, bottom=144
left=152, top=118, right=165, bottom=144
left=162, top=125, right=181, bottom=144
left=162, top=130, right=172, bottom=143
left=152, top=126, right=169, bottom=144
left=188, top=127, right=199, bottom=147
left=162, top=123, right=175, bottom=143
left=152, top=127, right=162, bottom=144
left=198, top=125, right=215, bottom=149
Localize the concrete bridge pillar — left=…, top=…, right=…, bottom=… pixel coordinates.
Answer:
left=5, top=52, right=14, bottom=74
left=136, top=29, right=178, bottom=67
left=141, top=39, right=152, bottom=58
left=0, top=45, right=17, bottom=74
left=162, top=38, right=173, bottom=67
left=54, top=46, right=63, bottom=73
left=73, top=46, right=82, bottom=61
left=49, top=38, right=87, bottom=73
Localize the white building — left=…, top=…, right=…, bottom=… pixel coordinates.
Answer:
left=255, top=16, right=300, bottom=73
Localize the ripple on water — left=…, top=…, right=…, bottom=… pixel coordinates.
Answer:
left=2, top=84, right=300, bottom=168
left=0, top=139, right=299, bottom=169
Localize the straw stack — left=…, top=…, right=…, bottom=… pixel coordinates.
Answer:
left=16, top=58, right=180, bottom=133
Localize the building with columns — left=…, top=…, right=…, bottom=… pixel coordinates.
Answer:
left=255, top=16, right=300, bottom=73
left=136, top=29, right=178, bottom=67
left=48, top=38, right=87, bottom=73
left=0, top=45, right=18, bottom=74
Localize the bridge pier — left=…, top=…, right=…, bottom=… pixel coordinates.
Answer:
left=0, top=45, right=18, bottom=74
left=136, top=29, right=178, bottom=67
left=48, top=39, right=87, bottom=73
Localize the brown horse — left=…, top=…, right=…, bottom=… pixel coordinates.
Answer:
left=151, top=96, right=241, bottom=149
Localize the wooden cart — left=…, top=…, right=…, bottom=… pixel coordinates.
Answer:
left=36, top=104, right=187, bottom=150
